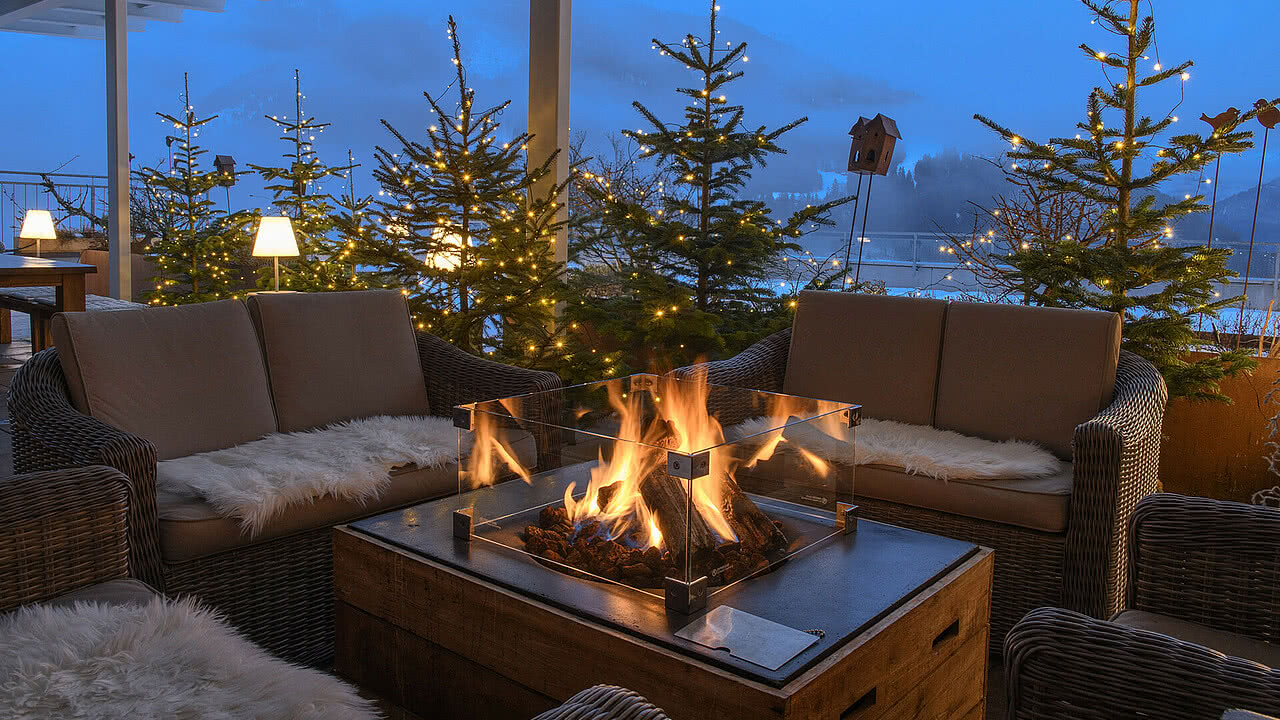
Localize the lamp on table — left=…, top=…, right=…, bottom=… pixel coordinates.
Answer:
left=253, top=216, right=299, bottom=292
left=19, top=209, right=56, bottom=257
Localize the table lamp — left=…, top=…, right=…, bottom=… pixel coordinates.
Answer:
left=19, top=209, right=56, bottom=257
left=253, top=216, right=299, bottom=292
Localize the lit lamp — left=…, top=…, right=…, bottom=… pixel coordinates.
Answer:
left=253, top=216, right=299, bottom=292
left=19, top=209, right=56, bottom=257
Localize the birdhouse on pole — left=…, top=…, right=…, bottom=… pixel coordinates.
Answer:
left=847, top=114, right=901, bottom=176
left=213, top=155, right=237, bottom=187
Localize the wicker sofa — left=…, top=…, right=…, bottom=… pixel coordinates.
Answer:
left=7, top=289, right=561, bottom=665
left=679, top=290, right=1168, bottom=649
left=1005, top=494, right=1280, bottom=719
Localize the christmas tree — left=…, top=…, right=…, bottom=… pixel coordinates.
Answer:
left=367, top=16, right=570, bottom=358
left=572, top=0, right=852, bottom=370
left=135, top=73, right=252, bottom=305
left=957, top=0, right=1255, bottom=401
left=329, top=149, right=376, bottom=285
left=249, top=70, right=364, bottom=292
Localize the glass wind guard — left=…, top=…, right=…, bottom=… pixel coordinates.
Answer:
left=453, top=373, right=859, bottom=601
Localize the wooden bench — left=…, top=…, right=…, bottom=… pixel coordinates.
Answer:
left=0, top=288, right=144, bottom=351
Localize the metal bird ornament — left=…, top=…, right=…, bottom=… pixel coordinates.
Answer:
left=1255, top=98, right=1280, bottom=130
left=1200, top=107, right=1240, bottom=133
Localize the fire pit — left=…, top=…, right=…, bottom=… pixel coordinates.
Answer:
left=453, top=371, right=861, bottom=612
left=341, top=372, right=990, bottom=711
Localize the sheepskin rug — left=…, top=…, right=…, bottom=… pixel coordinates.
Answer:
left=734, top=416, right=1061, bottom=480
left=0, top=597, right=379, bottom=719
left=157, top=414, right=460, bottom=534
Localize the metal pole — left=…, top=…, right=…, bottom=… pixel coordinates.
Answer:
left=1241, top=126, right=1269, bottom=346
left=1206, top=156, right=1222, bottom=249
left=841, top=173, right=863, bottom=290
left=106, top=0, right=133, bottom=300
left=273, top=256, right=280, bottom=292
left=853, top=175, right=875, bottom=287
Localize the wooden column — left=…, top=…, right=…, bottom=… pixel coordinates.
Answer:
left=105, top=0, right=132, bottom=301
left=528, top=0, right=571, bottom=274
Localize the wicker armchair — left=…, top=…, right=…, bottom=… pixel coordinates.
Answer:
left=1005, top=494, right=1280, bottom=719
left=0, top=465, right=139, bottom=613
left=533, top=685, right=671, bottom=720
left=7, top=332, right=561, bottom=665
left=679, top=326, right=1167, bottom=649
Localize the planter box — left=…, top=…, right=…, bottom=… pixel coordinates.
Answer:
left=1159, top=352, right=1280, bottom=502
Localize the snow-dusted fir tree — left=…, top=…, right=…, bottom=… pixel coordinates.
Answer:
left=249, top=70, right=364, bottom=292
left=366, top=17, right=570, bottom=358
left=135, top=73, right=252, bottom=305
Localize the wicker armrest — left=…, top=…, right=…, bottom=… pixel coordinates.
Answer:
left=1006, top=607, right=1280, bottom=720
left=1062, top=349, right=1168, bottom=619
left=673, top=328, right=791, bottom=392
left=532, top=685, right=671, bottom=720
left=416, top=331, right=564, bottom=468
left=7, top=348, right=163, bottom=588
left=415, top=331, right=563, bottom=412
left=1127, top=494, right=1280, bottom=643
left=0, top=466, right=135, bottom=612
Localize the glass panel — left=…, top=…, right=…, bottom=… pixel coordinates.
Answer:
left=454, top=373, right=858, bottom=601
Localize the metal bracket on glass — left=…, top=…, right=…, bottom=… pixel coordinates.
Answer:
left=664, top=575, right=708, bottom=614
left=452, top=406, right=473, bottom=430
left=629, top=374, right=658, bottom=392
left=845, top=404, right=863, bottom=428
left=453, top=508, right=473, bottom=540
left=666, top=450, right=711, bottom=480
left=836, top=502, right=858, bottom=535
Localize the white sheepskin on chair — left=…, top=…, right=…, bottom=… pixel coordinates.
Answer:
left=157, top=414, right=462, bottom=534
left=734, top=416, right=1061, bottom=480
left=0, top=597, right=379, bottom=719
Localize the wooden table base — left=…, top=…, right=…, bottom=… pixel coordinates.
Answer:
left=334, top=528, right=993, bottom=720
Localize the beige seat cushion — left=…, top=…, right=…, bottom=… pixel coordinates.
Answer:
left=42, top=579, right=156, bottom=609
left=1113, top=610, right=1280, bottom=668
left=933, top=302, right=1121, bottom=458
left=785, top=291, right=948, bottom=425
left=246, top=290, right=430, bottom=432
left=854, top=462, right=1073, bottom=533
left=158, top=463, right=458, bottom=562
left=52, top=300, right=278, bottom=461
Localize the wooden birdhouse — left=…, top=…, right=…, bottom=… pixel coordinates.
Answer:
left=213, top=155, right=237, bottom=187
left=846, top=114, right=901, bottom=176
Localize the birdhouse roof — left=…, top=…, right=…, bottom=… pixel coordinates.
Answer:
left=848, top=116, right=872, bottom=136
left=214, top=155, right=235, bottom=165
left=868, top=114, right=901, bottom=139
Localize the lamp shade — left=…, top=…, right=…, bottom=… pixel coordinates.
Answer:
left=19, top=210, right=57, bottom=240
left=252, top=216, right=299, bottom=257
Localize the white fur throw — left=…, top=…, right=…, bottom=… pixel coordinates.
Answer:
left=0, top=597, right=379, bottom=719
left=157, top=415, right=460, bottom=535
left=734, top=417, right=1062, bottom=480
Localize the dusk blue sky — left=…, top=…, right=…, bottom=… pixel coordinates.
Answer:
left=3, top=0, right=1280, bottom=213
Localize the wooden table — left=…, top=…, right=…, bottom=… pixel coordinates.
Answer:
left=0, top=254, right=96, bottom=348
left=335, top=504, right=993, bottom=720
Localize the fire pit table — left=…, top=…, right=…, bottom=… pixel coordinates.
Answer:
left=334, top=373, right=993, bottom=720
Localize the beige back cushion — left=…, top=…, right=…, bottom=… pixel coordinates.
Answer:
left=784, top=291, right=948, bottom=425
left=934, top=302, right=1121, bottom=458
left=245, top=290, right=430, bottom=432
left=52, top=300, right=278, bottom=461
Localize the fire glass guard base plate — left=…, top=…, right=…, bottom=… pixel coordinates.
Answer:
left=674, top=605, right=820, bottom=671
left=350, top=474, right=979, bottom=688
